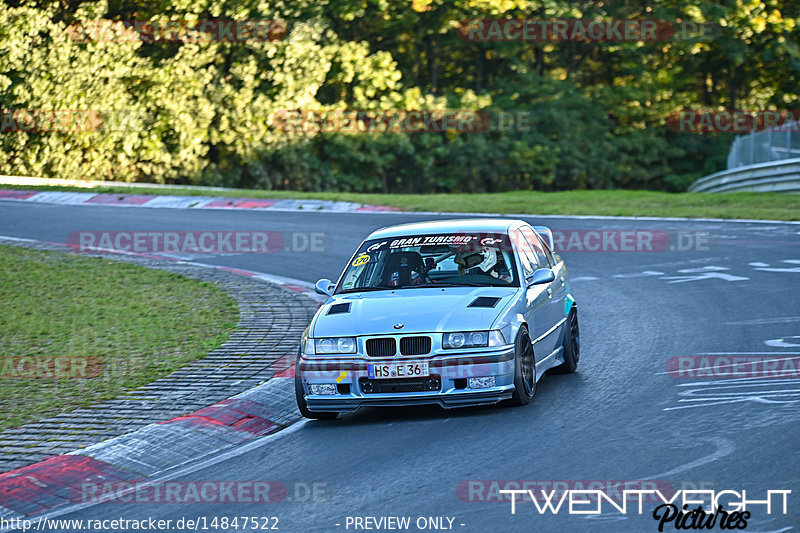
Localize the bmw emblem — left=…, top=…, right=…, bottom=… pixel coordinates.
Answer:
left=393, top=323, right=404, bottom=329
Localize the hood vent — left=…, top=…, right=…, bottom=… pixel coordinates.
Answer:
left=468, top=296, right=501, bottom=308
left=327, top=302, right=352, bottom=315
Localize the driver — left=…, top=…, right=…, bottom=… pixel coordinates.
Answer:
left=456, top=247, right=513, bottom=282
left=455, top=247, right=496, bottom=275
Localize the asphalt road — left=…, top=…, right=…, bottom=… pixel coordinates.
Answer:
left=2, top=200, right=799, bottom=532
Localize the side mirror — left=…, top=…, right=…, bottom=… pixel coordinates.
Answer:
left=315, top=279, right=334, bottom=296
left=527, top=268, right=555, bottom=287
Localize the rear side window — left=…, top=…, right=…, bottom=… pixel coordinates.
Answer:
left=528, top=228, right=556, bottom=265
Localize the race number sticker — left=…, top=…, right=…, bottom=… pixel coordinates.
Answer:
left=352, top=254, right=371, bottom=267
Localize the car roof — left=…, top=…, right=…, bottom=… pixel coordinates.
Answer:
left=367, top=218, right=527, bottom=240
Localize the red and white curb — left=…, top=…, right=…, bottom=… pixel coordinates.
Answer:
left=0, top=378, right=301, bottom=521
left=0, top=189, right=397, bottom=213
left=0, top=236, right=324, bottom=521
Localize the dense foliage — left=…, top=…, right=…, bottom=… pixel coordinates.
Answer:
left=1, top=0, right=797, bottom=192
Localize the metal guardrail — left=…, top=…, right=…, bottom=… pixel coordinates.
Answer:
left=688, top=158, right=800, bottom=193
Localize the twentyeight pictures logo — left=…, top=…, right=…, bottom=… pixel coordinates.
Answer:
left=495, top=487, right=790, bottom=531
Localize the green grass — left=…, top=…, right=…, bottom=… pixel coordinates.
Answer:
left=6, top=184, right=800, bottom=221
left=0, top=245, right=238, bottom=430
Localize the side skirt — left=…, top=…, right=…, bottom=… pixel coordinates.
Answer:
left=534, top=346, right=564, bottom=381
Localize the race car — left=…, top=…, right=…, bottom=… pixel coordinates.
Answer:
left=295, top=218, right=580, bottom=419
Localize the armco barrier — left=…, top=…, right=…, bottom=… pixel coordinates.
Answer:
left=688, top=158, right=800, bottom=193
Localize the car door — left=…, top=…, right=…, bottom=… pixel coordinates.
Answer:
left=520, top=226, right=566, bottom=356
left=512, top=229, right=556, bottom=362
left=521, top=226, right=566, bottom=350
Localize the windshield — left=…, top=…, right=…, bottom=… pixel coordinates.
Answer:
left=336, top=233, right=519, bottom=293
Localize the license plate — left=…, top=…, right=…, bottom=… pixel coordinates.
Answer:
left=368, top=362, right=429, bottom=379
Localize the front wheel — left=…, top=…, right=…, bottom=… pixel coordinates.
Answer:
left=508, top=326, right=536, bottom=406
left=551, top=308, right=579, bottom=374
left=295, top=353, right=339, bottom=420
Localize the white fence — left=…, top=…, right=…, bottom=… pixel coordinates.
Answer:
left=727, top=121, right=800, bottom=168
left=690, top=120, right=800, bottom=193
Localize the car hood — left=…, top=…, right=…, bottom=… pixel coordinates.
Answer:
left=312, top=287, right=518, bottom=337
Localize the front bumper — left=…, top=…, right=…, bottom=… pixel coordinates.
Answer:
left=299, top=346, right=516, bottom=412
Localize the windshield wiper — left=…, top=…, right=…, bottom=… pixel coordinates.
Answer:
left=434, top=280, right=514, bottom=287
left=396, top=282, right=486, bottom=289
left=338, top=286, right=394, bottom=294
left=339, top=282, right=503, bottom=293
left=395, top=283, right=458, bottom=289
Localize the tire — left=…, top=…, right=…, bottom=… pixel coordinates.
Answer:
left=551, top=308, right=580, bottom=374
left=508, top=326, right=536, bottom=406
left=295, top=352, right=339, bottom=420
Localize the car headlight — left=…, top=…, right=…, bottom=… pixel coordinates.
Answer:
left=314, top=337, right=357, bottom=354
left=442, top=330, right=505, bottom=349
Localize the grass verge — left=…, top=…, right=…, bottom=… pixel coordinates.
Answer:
left=0, top=245, right=238, bottom=430
left=4, top=184, right=800, bottom=221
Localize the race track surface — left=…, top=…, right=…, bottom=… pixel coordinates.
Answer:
left=1, top=200, right=799, bottom=532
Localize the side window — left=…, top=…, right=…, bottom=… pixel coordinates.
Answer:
left=520, top=227, right=550, bottom=268
left=542, top=243, right=555, bottom=266
left=512, top=229, right=539, bottom=277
